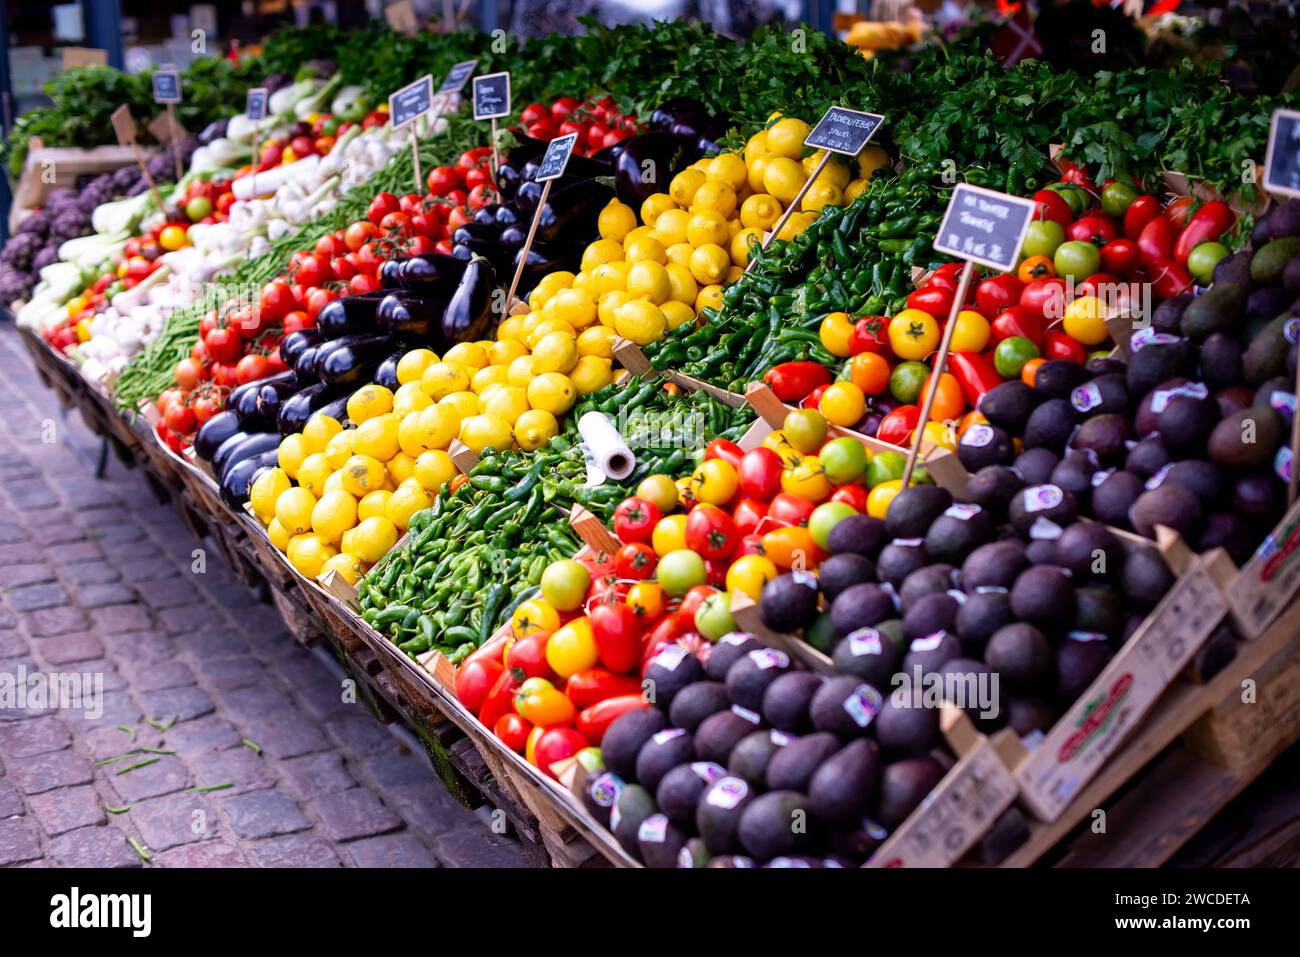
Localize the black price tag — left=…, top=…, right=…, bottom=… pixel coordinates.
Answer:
left=1264, top=108, right=1300, bottom=199
left=536, top=133, right=579, bottom=182
left=245, top=87, right=268, bottom=123
left=932, top=183, right=1036, bottom=273
left=439, top=60, right=479, bottom=95
left=473, top=72, right=511, bottom=121
left=804, top=106, right=885, bottom=156
left=388, top=75, right=433, bottom=130
left=152, top=70, right=181, bottom=104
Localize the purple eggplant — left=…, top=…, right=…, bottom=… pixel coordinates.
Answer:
left=277, top=381, right=347, bottom=435
left=316, top=290, right=386, bottom=339
left=194, top=410, right=241, bottom=462
left=374, top=349, right=405, bottom=391
left=377, top=291, right=447, bottom=338
left=255, top=374, right=304, bottom=422
left=221, top=448, right=281, bottom=508
left=216, top=431, right=281, bottom=482
left=398, top=252, right=467, bottom=290
left=316, top=334, right=393, bottom=385
left=614, top=132, right=695, bottom=205
left=443, top=255, right=496, bottom=342
left=378, top=258, right=405, bottom=288
left=279, top=330, right=321, bottom=368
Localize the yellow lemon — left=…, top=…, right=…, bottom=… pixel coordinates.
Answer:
left=387, top=451, right=416, bottom=485
left=267, top=517, right=291, bottom=552
left=661, top=300, right=695, bottom=331
left=844, top=178, right=868, bottom=203
left=352, top=413, right=399, bottom=461
left=420, top=362, right=470, bottom=400
left=488, top=339, right=528, bottom=367
left=443, top=342, right=487, bottom=370
left=725, top=265, right=745, bottom=284
left=747, top=153, right=772, bottom=193
left=691, top=176, right=737, bottom=218
left=412, top=403, right=459, bottom=451
left=392, top=382, right=432, bottom=419
left=346, top=384, right=393, bottom=424
left=570, top=355, right=614, bottom=394
left=577, top=324, right=617, bottom=358
left=295, top=452, right=332, bottom=496
left=685, top=208, right=730, bottom=247
left=731, top=227, right=766, bottom=267
left=440, top=391, right=479, bottom=421
left=515, top=409, right=559, bottom=451
left=665, top=242, right=694, bottom=268
left=857, top=143, right=890, bottom=180
left=396, top=348, right=438, bottom=385
left=776, top=211, right=816, bottom=241
left=340, top=454, right=386, bottom=497
left=250, top=467, right=290, bottom=523
left=624, top=233, right=667, bottom=265
left=763, top=157, right=806, bottom=204
left=459, top=413, right=514, bottom=454
left=527, top=372, right=577, bottom=416
left=708, top=153, right=749, bottom=191
left=766, top=117, right=810, bottom=158
left=471, top=364, right=510, bottom=394
left=588, top=260, right=631, bottom=296
left=688, top=244, right=730, bottom=285
left=531, top=331, right=579, bottom=374
left=320, top=552, right=365, bottom=586
left=801, top=181, right=842, bottom=214
left=287, top=534, right=335, bottom=578
left=323, top=429, right=356, bottom=470
left=311, top=489, right=358, bottom=545
left=525, top=317, right=576, bottom=350
left=358, top=489, right=392, bottom=521
left=740, top=193, right=783, bottom=230
left=802, top=150, right=850, bottom=190
left=696, top=284, right=725, bottom=312
left=349, top=516, right=399, bottom=564
left=597, top=198, right=637, bottom=241
left=386, top=481, right=433, bottom=531
left=277, top=433, right=308, bottom=479
left=597, top=290, right=632, bottom=327
left=323, top=470, right=346, bottom=494
left=664, top=262, right=699, bottom=304
left=413, top=450, right=455, bottom=492
left=275, top=486, right=316, bottom=535
left=614, top=299, right=668, bottom=345
left=581, top=238, right=625, bottom=272
left=639, top=194, right=676, bottom=227
left=551, top=287, right=598, bottom=328
left=301, top=414, right=342, bottom=454
left=652, top=208, right=690, bottom=247
left=744, top=131, right=769, bottom=164
left=626, top=260, right=672, bottom=304
left=480, top=385, right=529, bottom=425
left=506, top=355, right=538, bottom=389
left=496, top=315, right=526, bottom=343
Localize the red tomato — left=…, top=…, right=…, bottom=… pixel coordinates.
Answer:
left=974, top=274, right=1024, bottom=318
left=615, top=542, right=658, bottom=581
left=520, top=103, right=549, bottom=125
left=1076, top=272, right=1123, bottom=298
left=282, top=310, right=312, bottom=334
left=575, top=696, right=647, bottom=746
left=1031, top=188, right=1074, bottom=227
left=550, top=97, right=579, bottom=120
left=192, top=394, right=221, bottom=424
left=493, top=713, right=531, bottom=754
left=589, top=603, right=642, bottom=674
left=291, top=255, right=330, bottom=289
left=526, top=121, right=555, bottom=140
left=990, top=306, right=1044, bottom=347
left=1043, top=330, right=1087, bottom=363
left=533, top=727, right=588, bottom=778
left=173, top=358, right=204, bottom=391
left=477, top=668, right=521, bottom=730
left=830, top=484, right=869, bottom=512
left=705, top=438, right=744, bottom=469
left=210, top=362, right=238, bottom=388
left=763, top=360, right=831, bottom=402
left=455, top=657, right=503, bottom=715
left=564, top=669, right=643, bottom=709
left=602, top=129, right=632, bottom=148
left=1100, top=238, right=1140, bottom=275
left=235, top=353, right=268, bottom=385
left=767, top=492, right=815, bottom=528
left=344, top=221, right=373, bottom=251
left=738, top=447, right=783, bottom=500
left=164, top=401, right=196, bottom=435
left=906, top=285, right=954, bottom=318
left=304, top=287, right=336, bottom=320
left=406, top=234, right=436, bottom=256
left=330, top=256, right=357, bottom=282
left=613, top=496, right=661, bottom=545
left=849, top=316, right=891, bottom=356
left=877, top=405, right=921, bottom=446
left=463, top=166, right=492, bottom=191
left=425, top=166, right=463, bottom=196
left=732, top=497, right=769, bottom=537
left=446, top=206, right=472, bottom=232
left=1067, top=214, right=1118, bottom=246
left=685, top=504, right=740, bottom=561
left=506, top=633, right=556, bottom=682
left=467, top=184, right=495, bottom=210
left=674, top=585, right=717, bottom=632
left=801, top=384, right=829, bottom=410
left=1020, top=277, right=1067, bottom=318
left=349, top=273, right=381, bottom=295
left=203, top=326, right=241, bottom=363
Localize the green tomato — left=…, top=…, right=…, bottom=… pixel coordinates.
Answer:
left=994, top=336, right=1040, bottom=379
left=1053, top=240, right=1101, bottom=281
left=1049, top=183, right=1089, bottom=217
left=782, top=408, right=827, bottom=454
left=540, top=559, right=590, bottom=612
left=658, top=549, right=707, bottom=596
left=695, top=590, right=736, bottom=641
left=820, top=436, right=867, bottom=484
left=1022, top=220, right=1065, bottom=259
left=889, top=360, right=928, bottom=404
left=185, top=196, right=213, bottom=221
left=866, top=450, right=905, bottom=488
left=575, top=747, right=604, bottom=774
left=1100, top=181, right=1140, bottom=219
left=809, top=502, right=857, bottom=549
left=1187, top=241, right=1230, bottom=285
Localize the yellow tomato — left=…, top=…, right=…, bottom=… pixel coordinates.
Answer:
left=819, top=382, right=866, bottom=427
left=726, top=554, right=778, bottom=602
left=691, top=458, right=739, bottom=505
left=1063, top=295, right=1109, bottom=345
left=888, top=308, right=941, bottom=360
left=651, top=514, right=688, bottom=556
left=512, top=598, right=560, bottom=638
left=867, top=479, right=903, bottom=519
left=951, top=309, right=991, bottom=353
left=781, top=456, right=832, bottom=501
left=819, top=312, right=855, bottom=357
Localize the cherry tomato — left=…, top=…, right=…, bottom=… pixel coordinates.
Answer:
left=674, top=585, right=717, bottom=632
left=767, top=492, right=816, bottom=528
left=173, top=358, right=204, bottom=391
left=494, top=713, right=531, bottom=754
left=203, top=326, right=241, bottom=363
left=830, top=484, right=869, bottom=512
left=367, top=192, right=400, bottom=226
left=164, top=401, right=196, bottom=435
left=737, top=447, right=783, bottom=500
left=425, top=166, right=463, bottom=196
left=685, top=504, right=740, bottom=562
left=613, top=496, right=662, bottom=545
left=615, top=542, right=658, bottom=581
left=235, top=353, right=269, bottom=385
left=505, top=633, right=556, bottom=682
left=732, top=497, right=769, bottom=538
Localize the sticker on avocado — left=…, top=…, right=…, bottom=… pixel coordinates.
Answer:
left=731, top=705, right=761, bottom=724
left=768, top=857, right=812, bottom=868
left=652, top=728, right=686, bottom=746
left=720, top=632, right=753, bottom=647
left=590, top=772, right=621, bottom=808
left=1145, top=463, right=1173, bottom=490
left=1071, top=382, right=1104, bottom=413
left=1269, top=391, right=1297, bottom=419
left=706, top=777, right=749, bottom=809
left=946, top=588, right=968, bottom=605
left=962, top=425, right=994, bottom=448
left=654, top=645, right=689, bottom=671
left=1285, top=318, right=1300, bottom=345
left=691, top=762, right=725, bottom=783
left=1129, top=328, right=1179, bottom=351
left=749, top=648, right=790, bottom=670
left=847, top=628, right=884, bottom=657
left=944, top=503, right=982, bottom=521
left=1028, top=518, right=1064, bottom=540
left=791, top=570, right=818, bottom=589
left=1276, top=446, right=1293, bottom=484
left=1149, top=381, right=1208, bottom=414
left=910, top=632, right=947, bottom=653
left=769, top=731, right=792, bottom=747
left=843, top=684, right=883, bottom=728
left=1091, top=467, right=1115, bottom=487
left=1023, top=485, right=1063, bottom=513
left=638, top=814, right=669, bottom=844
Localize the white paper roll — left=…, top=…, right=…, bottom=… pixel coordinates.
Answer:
left=577, top=411, right=635, bottom=482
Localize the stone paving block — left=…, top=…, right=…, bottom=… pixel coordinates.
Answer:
left=162, top=716, right=242, bottom=758
left=240, top=710, right=330, bottom=760
left=222, top=789, right=311, bottom=839
left=384, top=784, right=476, bottom=837
left=364, top=752, right=440, bottom=791
left=311, top=787, right=403, bottom=842
left=83, top=724, right=162, bottom=761
left=5, top=582, right=71, bottom=612
left=154, top=841, right=247, bottom=868
left=246, top=833, right=341, bottom=868
left=28, top=784, right=107, bottom=836
left=24, top=605, right=88, bottom=636
left=0, top=629, right=25, bottom=657
left=184, top=629, right=250, bottom=660
left=279, top=753, right=357, bottom=801
left=345, top=832, right=441, bottom=868
left=46, top=542, right=102, bottom=565
left=0, top=715, right=71, bottom=757
left=0, top=778, right=25, bottom=817
left=134, top=577, right=199, bottom=610
left=10, top=748, right=94, bottom=794
left=222, top=685, right=295, bottom=722
left=326, top=712, right=401, bottom=758
left=0, top=564, right=56, bottom=588
left=36, top=632, right=105, bottom=665
left=88, top=603, right=153, bottom=635
left=104, top=754, right=189, bottom=802
left=190, top=746, right=277, bottom=794
left=0, top=817, right=42, bottom=866
left=102, top=630, right=177, bottom=662
left=435, top=825, right=529, bottom=868
left=62, top=561, right=119, bottom=585
left=130, top=791, right=215, bottom=852
left=129, top=659, right=196, bottom=693
left=200, top=656, right=268, bottom=691
left=67, top=690, right=142, bottom=729
left=138, top=685, right=215, bottom=723
left=76, top=583, right=138, bottom=608
left=46, top=825, right=141, bottom=868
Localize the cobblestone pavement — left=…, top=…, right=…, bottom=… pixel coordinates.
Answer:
left=0, top=325, right=526, bottom=868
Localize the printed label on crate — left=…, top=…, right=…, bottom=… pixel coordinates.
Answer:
left=536, top=133, right=579, bottom=181
left=1015, top=558, right=1228, bottom=820
left=866, top=738, right=1019, bottom=867
left=1229, top=497, right=1300, bottom=638
left=245, top=87, right=268, bottom=122
left=933, top=182, right=1036, bottom=273
left=152, top=70, right=181, bottom=104
left=1264, top=108, right=1300, bottom=199
left=472, top=72, right=511, bottom=121
left=388, top=75, right=433, bottom=129
left=803, top=106, right=885, bottom=157
left=439, top=59, right=479, bottom=94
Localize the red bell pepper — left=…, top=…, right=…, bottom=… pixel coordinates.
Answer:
left=764, top=361, right=832, bottom=402
left=1136, top=216, right=1175, bottom=267
left=1148, top=258, right=1195, bottom=300
left=849, top=316, right=891, bottom=356
left=1043, top=331, right=1087, bottom=363
left=877, top=405, right=920, bottom=446
left=575, top=695, right=649, bottom=745
left=564, top=668, right=644, bottom=709
left=1123, top=195, right=1162, bottom=239
left=948, top=352, right=1004, bottom=406
left=1172, top=201, right=1235, bottom=264
left=990, top=306, right=1043, bottom=347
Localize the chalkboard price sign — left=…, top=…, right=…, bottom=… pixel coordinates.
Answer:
left=804, top=106, right=885, bottom=157
left=152, top=70, right=181, bottom=104
left=1264, top=108, right=1300, bottom=200
left=439, top=60, right=479, bottom=95
left=932, top=183, right=1036, bottom=273
left=245, top=88, right=268, bottom=123
left=473, top=72, right=511, bottom=121
left=389, top=75, right=434, bottom=130
left=536, top=133, right=580, bottom=182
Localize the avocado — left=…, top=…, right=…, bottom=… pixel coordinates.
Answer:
left=884, top=484, right=954, bottom=540
left=656, top=761, right=724, bottom=824
left=1161, top=459, right=1227, bottom=504
left=676, top=836, right=712, bottom=868
left=1233, top=472, right=1282, bottom=517
left=1135, top=377, right=1196, bottom=437
left=1246, top=285, right=1295, bottom=321
left=1121, top=546, right=1175, bottom=611
left=1125, top=436, right=1171, bottom=479
left=1014, top=447, right=1062, bottom=485
left=1051, top=450, right=1099, bottom=505
left=1055, top=522, right=1120, bottom=580
left=1023, top=398, right=1078, bottom=451
left=902, top=591, right=960, bottom=641
left=726, top=647, right=792, bottom=711
left=1285, top=256, right=1300, bottom=293
left=1086, top=355, right=1127, bottom=376
left=985, top=622, right=1053, bottom=691
left=965, top=465, right=1027, bottom=516
left=1179, top=282, right=1247, bottom=339
left=874, top=696, right=939, bottom=756
left=875, top=756, right=945, bottom=828
left=1250, top=237, right=1300, bottom=285
left=705, top=632, right=761, bottom=681
left=978, top=380, right=1039, bottom=432
left=833, top=622, right=905, bottom=686
left=1056, top=635, right=1112, bottom=703
left=901, top=629, right=962, bottom=678
left=1071, top=414, right=1131, bottom=463
left=830, top=582, right=897, bottom=636
left=706, top=855, right=757, bottom=868
left=924, top=504, right=995, bottom=565
left=1010, top=566, right=1075, bottom=626
left=875, top=540, right=929, bottom=588
left=694, top=708, right=762, bottom=765
left=961, top=540, right=1029, bottom=591
left=978, top=807, right=1031, bottom=865
left=738, top=791, right=820, bottom=862
left=728, top=729, right=788, bottom=787
left=761, top=671, right=824, bottom=732
left=1208, top=405, right=1284, bottom=469
left=635, top=727, right=695, bottom=791
left=1073, top=586, right=1125, bottom=639
left=825, top=513, right=887, bottom=557
left=1130, top=483, right=1203, bottom=540
left=1242, top=315, right=1291, bottom=385
left=766, top=732, right=842, bottom=791
left=696, top=775, right=754, bottom=854
left=810, top=676, right=883, bottom=738
left=582, top=771, right=625, bottom=828
left=668, top=680, right=730, bottom=732
left=1092, top=470, right=1144, bottom=528
left=1035, top=358, right=1094, bottom=399
left=1070, top=372, right=1130, bottom=416
left=1008, top=483, right=1078, bottom=536
left=1213, top=248, right=1252, bottom=286
left=1127, top=338, right=1197, bottom=395
left=1268, top=198, right=1300, bottom=239
left=637, top=813, right=687, bottom=868
left=809, top=739, right=882, bottom=826
left=611, top=784, right=658, bottom=860
left=958, top=423, right=1015, bottom=471
left=1156, top=394, right=1219, bottom=452
left=1006, top=697, right=1058, bottom=736
left=955, top=589, right=1015, bottom=653
left=760, top=572, right=821, bottom=633
left=831, top=819, right=889, bottom=863
left=1024, top=539, right=1058, bottom=565
left=1152, top=292, right=1194, bottom=335
left=817, top=552, right=877, bottom=602
left=1199, top=333, right=1245, bottom=391
left=804, top=610, right=837, bottom=654
left=602, top=708, right=669, bottom=779
left=898, top=563, right=957, bottom=613
left=1198, top=511, right=1257, bottom=564
left=942, top=656, right=1005, bottom=731
left=644, top=645, right=705, bottom=710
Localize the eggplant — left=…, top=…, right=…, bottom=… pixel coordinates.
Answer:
left=378, top=258, right=405, bottom=288
left=500, top=223, right=527, bottom=250
left=494, top=204, right=521, bottom=228
left=590, top=140, right=630, bottom=166
left=216, top=431, right=280, bottom=482
left=521, top=153, right=608, bottom=181
left=515, top=175, right=584, bottom=213
left=318, top=334, right=394, bottom=385
left=211, top=430, right=251, bottom=477
left=221, top=449, right=280, bottom=508
left=614, top=132, right=694, bottom=205
left=512, top=242, right=573, bottom=297
left=316, top=291, right=386, bottom=339
left=443, top=255, right=496, bottom=342
left=194, top=410, right=241, bottom=462
left=452, top=238, right=508, bottom=273
left=697, top=114, right=733, bottom=157
left=474, top=204, right=502, bottom=226
left=398, top=252, right=467, bottom=290
left=279, top=330, right=321, bottom=368
left=538, top=180, right=616, bottom=245
left=231, top=372, right=293, bottom=431
left=649, top=97, right=708, bottom=133
left=374, top=349, right=405, bottom=391
left=278, top=381, right=347, bottom=435
left=378, top=291, right=447, bottom=338
left=498, top=136, right=550, bottom=197
left=255, top=374, right=302, bottom=422
left=294, top=343, right=323, bottom=383
left=315, top=393, right=351, bottom=425
left=452, top=222, right=506, bottom=246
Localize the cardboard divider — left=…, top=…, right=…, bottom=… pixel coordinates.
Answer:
left=611, top=338, right=747, bottom=409
left=448, top=438, right=481, bottom=475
